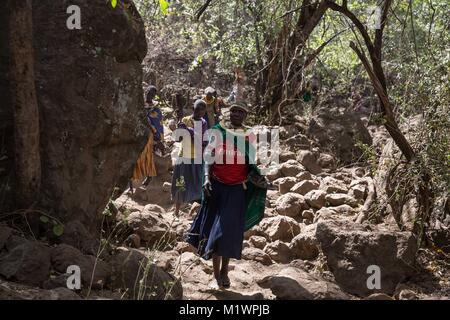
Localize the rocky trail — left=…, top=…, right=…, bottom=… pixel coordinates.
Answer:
left=1, top=104, right=449, bottom=300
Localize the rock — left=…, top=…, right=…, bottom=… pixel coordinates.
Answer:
left=348, top=180, right=367, bottom=201
left=110, top=247, right=182, bottom=299
left=304, top=189, right=327, bottom=209
left=295, top=171, right=313, bottom=181
left=301, top=210, right=315, bottom=223
left=260, top=216, right=301, bottom=242
left=18, top=1, right=148, bottom=235
left=241, top=247, right=273, bottom=266
left=174, top=241, right=196, bottom=254
left=126, top=210, right=176, bottom=246
left=279, top=151, right=297, bottom=162
left=51, top=244, right=111, bottom=289
left=364, top=293, right=394, bottom=300
left=289, top=225, right=319, bottom=260
left=318, top=153, right=336, bottom=169
left=274, top=177, right=297, bottom=194
left=124, top=234, right=141, bottom=248
left=0, top=237, right=51, bottom=286
left=0, top=226, right=13, bottom=249
left=325, top=193, right=358, bottom=207
left=290, top=180, right=320, bottom=195
left=249, top=236, right=267, bottom=250
left=307, top=105, right=372, bottom=164
left=320, top=176, right=348, bottom=194
left=189, top=202, right=201, bottom=216
left=285, top=134, right=311, bottom=150
left=329, top=204, right=356, bottom=215
left=297, top=150, right=322, bottom=174
left=399, top=289, right=419, bottom=300
left=265, top=166, right=282, bottom=181
left=316, top=220, right=418, bottom=296
left=43, top=273, right=70, bottom=290
left=263, top=240, right=292, bottom=264
left=280, top=160, right=305, bottom=177
left=162, top=182, right=172, bottom=192
left=275, top=193, right=306, bottom=217
left=258, top=267, right=350, bottom=300
left=144, top=204, right=166, bottom=214
left=0, top=279, right=81, bottom=300
left=59, top=220, right=99, bottom=255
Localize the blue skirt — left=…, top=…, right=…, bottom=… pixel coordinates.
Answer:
left=171, top=159, right=203, bottom=204
left=186, top=179, right=246, bottom=260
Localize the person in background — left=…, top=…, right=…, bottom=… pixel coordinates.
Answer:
left=171, top=99, right=208, bottom=216
left=132, top=85, right=165, bottom=190
left=202, top=86, right=220, bottom=128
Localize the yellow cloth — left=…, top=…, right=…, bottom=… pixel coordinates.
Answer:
left=132, top=132, right=157, bottom=180
left=178, top=116, right=197, bottom=159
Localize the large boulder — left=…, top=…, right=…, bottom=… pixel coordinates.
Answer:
left=320, top=176, right=348, bottom=194
left=110, top=247, right=182, bottom=300
left=241, top=247, right=273, bottom=266
left=258, top=267, right=350, bottom=300
left=51, top=244, right=111, bottom=289
left=0, top=236, right=51, bottom=286
left=21, top=1, right=148, bottom=234
left=275, top=193, right=307, bottom=217
left=316, top=220, right=417, bottom=296
left=307, top=105, right=372, bottom=165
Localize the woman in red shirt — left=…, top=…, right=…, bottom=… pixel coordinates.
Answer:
left=187, top=102, right=257, bottom=289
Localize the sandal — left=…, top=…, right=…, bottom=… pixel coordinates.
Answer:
left=221, top=274, right=230, bottom=288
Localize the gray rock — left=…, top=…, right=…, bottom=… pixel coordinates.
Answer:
left=297, top=150, right=322, bottom=175
left=290, top=180, right=320, bottom=195
left=316, top=220, right=418, bottom=296
left=258, top=267, right=350, bottom=300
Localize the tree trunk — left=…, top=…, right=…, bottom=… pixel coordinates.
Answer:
left=8, top=0, right=41, bottom=207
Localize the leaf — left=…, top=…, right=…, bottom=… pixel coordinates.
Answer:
left=159, top=0, right=169, bottom=15
left=40, top=216, right=49, bottom=223
left=111, top=0, right=117, bottom=8
left=53, top=225, right=64, bottom=237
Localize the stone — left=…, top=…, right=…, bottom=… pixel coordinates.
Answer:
left=290, top=180, right=320, bottom=195
left=274, top=177, right=297, bottom=194
left=126, top=210, right=177, bottom=246
left=297, top=150, right=322, bottom=174
left=124, top=234, right=141, bottom=248
left=59, top=220, right=99, bottom=255
left=320, top=176, right=348, bottom=194
left=301, top=210, right=315, bottom=223
left=258, top=267, right=350, bottom=300
left=279, top=151, right=297, bottom=162
left=325, top=193, right=358, bottom=207
left=51, top=244, right=111, bottom=289
left=110, top=247, right=182, bottom=300
left=260, top=216, right=301, bottom=242
left=295, top=171, right=313, bottom=181
left=241, top=247, right=273, bottom=266
left=263, top=240, right=292, bottom=264
left=0, top=237, right=51, bottom=287
left=249, top=236, right=267, bottom=250
left=304, top=189, right=327, bottom=209
left=162, top=182, right=172, bottom=192
left=280, top=160, right=305, bottom=177
left=317, top=153, right=336, bottom=169
left=316, top=220, right=418, bottom=296
left=289, top=225, right=319, bottom=260
left=275, top=193, right=306, bottom=217
left=364, top=293, right=394, bottom=300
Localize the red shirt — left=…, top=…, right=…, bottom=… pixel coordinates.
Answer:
left=212, top=139, right=249, bottom=184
